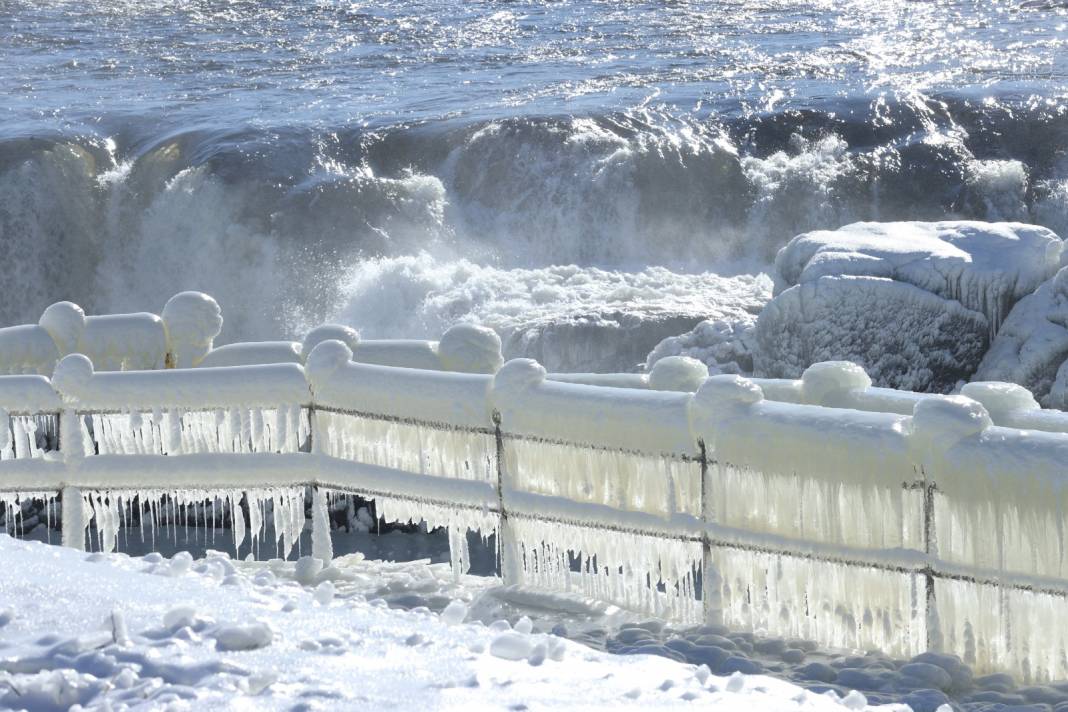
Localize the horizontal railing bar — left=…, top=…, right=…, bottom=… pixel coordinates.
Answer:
left=75, top=404, right=314, bottom=417
left=501, top=431, right=701, bottom=462
left=319, top=482, right=501, bottom=516
left=312, top=405, right=497, bottom=436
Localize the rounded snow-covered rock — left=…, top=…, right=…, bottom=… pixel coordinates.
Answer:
left=973, top=266, right=1068, bottom=406
left=161, top=291, right=223, bottom=368
left=494, top=358, right=546, bottom=393
left=755, top=275, right=989, bottom=393
left=437, top=323, right=503, bottom=374
left=647, top=356, right=708, bottom=392
left=52, top=353, right=94, bottom=400
left=39, top=301, right=86, bottom=356
left=800, top=361, right=871, bottom=406
left=301, top=324, right=360, bottom=362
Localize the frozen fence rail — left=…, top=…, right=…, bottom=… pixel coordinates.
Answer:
left=3, top=344, right=1068, bottom=680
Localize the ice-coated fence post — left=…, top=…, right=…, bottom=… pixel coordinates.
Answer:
left=311, top=486, right=333, bottom=564
left=698, top=439, right=721, bottom=625
left=61, top=486, right=85, bottom=550
left=493, top=409, right=521, bottom=585
left=921, top=469, right=942, bottom=652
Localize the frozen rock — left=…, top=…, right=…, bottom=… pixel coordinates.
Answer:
left=489, top=631, right=535, bottom=661
left=758, top=220, right=1064, bottom=392
left=294, top=556, right=324, bottom=585
left=973, top=267, right=1068, bottom=406
left=214, top=621, right=273, bottom=651
left=774, top=220, right=1064, bottom=334
left=646, top=318, right=756, bottom=376
left=314, top=581, right=335, bottom=606
left=755, top=275, right=989, bottom=392
left=440, top=600, right=468, bottom=626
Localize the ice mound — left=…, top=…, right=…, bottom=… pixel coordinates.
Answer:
left=756, top=276, right=989, bottom=392
left=645, top=318, right=756, bottom=375
left=756, top=221, right=1064, bottom=392
left=773, top=221, right=1063, bottom=334
left=972, top=267, right=1068, bottom=407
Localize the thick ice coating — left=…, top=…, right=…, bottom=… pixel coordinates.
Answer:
left=436, top=323, right=504, bottom=374
left=301, top=324, right=360, bottom=362
left=0, top=325, right=61, bottom=376
left=198, top=341, right=303, bottom=368
left=774, top=220, right=1064, bottom=331
left=38, top=301, right=86, bottom=356
left=800, top=361, right=872, bottom=406
left=973, top=266, right=1068, bottom=407
left=647, top=355, right=708, bottom=392
left=161, top=291, right=224, bottom=368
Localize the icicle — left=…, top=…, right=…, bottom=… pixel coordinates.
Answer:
left=0, top=409, right=11, bottom=454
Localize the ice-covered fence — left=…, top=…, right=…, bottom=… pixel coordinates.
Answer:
left=7, top=347, right=1068, bottom=679
left=495, top=359, right=704, bottom=621
left=0, top=292, right=223, bottom=375
left=198, top=322, right=505, bottom=375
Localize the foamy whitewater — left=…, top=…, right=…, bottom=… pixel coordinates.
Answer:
left=2, top=0, right=1067, bottom=364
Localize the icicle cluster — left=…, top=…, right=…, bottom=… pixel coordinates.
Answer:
left=366, top=493, right=498, bottom=578
left=710, top=463, right=923, bottom=550
left=80, top=487, right=305, bottom=560
left=316, top=411, right=495, bottom=482
left=0, top=490, right=55, bottom=539
left=504, top=439, right=701, bottom=519
left=936, top=578, right=1068, bottom=681
left=0, top=412, right=55, bottom=460
left=715, top=547, right=926, bottom=660
left=509, top=517, right=702, bottom=623
left=78, top=405, right=307, bottom=456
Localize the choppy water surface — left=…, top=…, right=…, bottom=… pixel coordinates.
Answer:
left=0, top=0, right=1066, bottom=342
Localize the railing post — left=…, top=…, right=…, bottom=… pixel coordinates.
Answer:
left=494, top=410, right=520, bottom=585
left=61, top=486, right=85, bottom=550
left=921, top=468, right=942, bottom=652
left=699, top=439, right=721, bottom=624
left=311, top=485, right=333, bottom=564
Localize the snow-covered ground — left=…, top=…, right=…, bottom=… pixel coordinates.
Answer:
left=0, top=535, right=906, bottom=711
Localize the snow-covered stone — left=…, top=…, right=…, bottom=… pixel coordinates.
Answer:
left=972, top=267, right=1068, bottom=406
left=755, top=276, right=988, bottom=392
left=774, top=221, right=1063, bottom=334
left=757, top=221, right=1064, bottom=392
left=646, top=318, right=756, bottom=376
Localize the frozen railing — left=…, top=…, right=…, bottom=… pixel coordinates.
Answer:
left=5, top=344, right=1068, bottom=680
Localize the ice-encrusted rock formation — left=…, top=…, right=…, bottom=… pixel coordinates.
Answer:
left=645, top=318, right=756, bottom=376
left=755, top=221, right=1065, bottom=392
left=973, top=267, right=1068, bottom=407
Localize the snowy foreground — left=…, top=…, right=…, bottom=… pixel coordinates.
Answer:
left=0, top=536, right=907, bottom=712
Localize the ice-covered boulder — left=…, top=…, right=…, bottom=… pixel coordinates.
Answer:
left=774, top=221, right=1063, bottom=334
left=972, top=267, right=1068, bottom=407
left=755, top=276, right=989, bottom=392
left=756, top=221, right=1064, bottom=392
left=645, top=318, right=756, bottom=376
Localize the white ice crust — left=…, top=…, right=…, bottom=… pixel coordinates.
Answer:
left=198, top=341, right=303, bottom=368
left=758, top=221, right=1066, bottom=392
left=775, top=220, right=1064, bottom=332
left=0, top=324, right=61, bottom=376
left=973, top=267, right=1068, bottom=407
left=161, top=291, right=224, bottom=367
